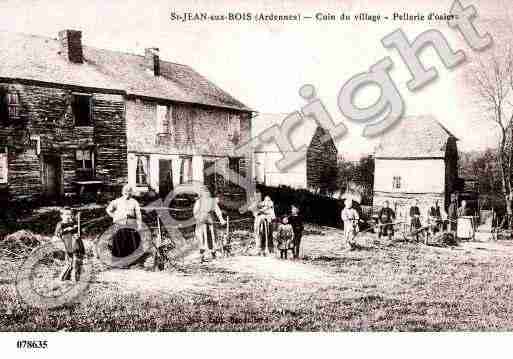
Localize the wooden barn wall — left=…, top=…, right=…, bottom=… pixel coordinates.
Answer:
left=444, top=137, right=459, bottom=208
left=92, top=93, right=127, bottom=186
left=306, top=126, right=338, bottom=191
left=0, top=82, right=127, bottom=199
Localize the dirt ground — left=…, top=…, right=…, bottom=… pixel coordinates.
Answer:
left=3, top=225, right=513, bottom=331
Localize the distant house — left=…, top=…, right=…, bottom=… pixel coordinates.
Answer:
left=373, top=115, right=458, bottom=216
left=0, top=30, right=252, bottom=201
left=254, top=113, right=338, bottom=193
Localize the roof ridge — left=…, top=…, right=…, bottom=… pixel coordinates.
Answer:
left=0, top=30, right=251, bottom=111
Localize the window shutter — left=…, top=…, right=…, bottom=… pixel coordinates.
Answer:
left=0, top=150, right=7, bottom=183
left=168, top=106, right=173, bottom=134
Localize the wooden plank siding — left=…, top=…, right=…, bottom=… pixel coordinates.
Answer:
left=0, top=82, right=127, bottom=200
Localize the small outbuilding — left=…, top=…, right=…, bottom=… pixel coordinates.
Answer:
left=254, top=113, right=338, bottom=194
left=373, top=115, right=458, bottom=217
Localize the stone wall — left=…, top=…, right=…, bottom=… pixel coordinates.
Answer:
left=126, top=98, right=252, bottom=157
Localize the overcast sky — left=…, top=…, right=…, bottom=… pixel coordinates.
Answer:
left=1, top=0, right=512, bottom=158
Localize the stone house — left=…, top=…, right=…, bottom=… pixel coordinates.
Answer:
left=0, top=30, right=252, bottom=201
left=120, top=50, right=252, bottom=198
left=373, top=115, right=458, bottom=218
left=0, top=30, right=127, bottom=200
left=254, top=113, right=338, bottom=193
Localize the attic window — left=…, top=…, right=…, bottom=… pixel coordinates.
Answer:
left=156, top=105, right=173, bottom=134
left=72, top=94, right=92, bottom=127
left=7, top=93, right=19, bottom=119
left=392, top=176, right=401, bottom=189
left=0, top=92, right=19, bottom=122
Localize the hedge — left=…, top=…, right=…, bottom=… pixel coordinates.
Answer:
left=256, top=184, right=344, bottom=228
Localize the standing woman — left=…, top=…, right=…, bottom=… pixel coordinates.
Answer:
left=341, top=199, right=360, bottom=250
left=193, top=190, right=226, bottom=263
left=106, top=184, right=143, bottom=260
left=256, top=196, right=276, bottom=255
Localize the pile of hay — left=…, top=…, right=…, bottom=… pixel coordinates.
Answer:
left=0, top=230, right=49, bottom=260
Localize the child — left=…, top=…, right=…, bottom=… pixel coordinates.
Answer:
left=276, top=216, right=294, bottom=259
left=288, top=204, right=304, bottom=259
left=54, top=208, right=85, bottom=282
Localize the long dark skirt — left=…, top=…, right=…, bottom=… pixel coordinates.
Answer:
left=111, top=227, right=141, bottom=258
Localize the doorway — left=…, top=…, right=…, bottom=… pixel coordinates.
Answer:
left=158, top=159, right=173, bottom=198
left=42, top=155, right=62, bottom=198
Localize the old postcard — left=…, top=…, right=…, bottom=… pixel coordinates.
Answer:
left=0, top=0, right=512, bottom=355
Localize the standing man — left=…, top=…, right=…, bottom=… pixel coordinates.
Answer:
left=378, top=200, right=395, bottom=241
left=428, top=199, right=444, bottom=234
left=106, top=184, right=143, bottom=259
left=341, top=199, right=360, bottom=250
left=288, top=204, right=304, bottom=259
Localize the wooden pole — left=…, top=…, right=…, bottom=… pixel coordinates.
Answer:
left=77, top=210, right=81, bottom=237
left=156, top=216, right=162, bottom=248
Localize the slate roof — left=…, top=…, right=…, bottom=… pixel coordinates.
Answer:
left=0, top=31, right=251, bottom=111
left=374, top=115, right=457, bottom=158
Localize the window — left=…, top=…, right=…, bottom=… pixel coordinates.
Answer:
left=0, top=147, right=7, bottom=184
left=179, top=156, right=192, bottom=184
left=7, top=93, right=19, bottom=119
left=0, top=92, right=19, bottom=122
left=72, top=94, right=92, bottom=127
left=392, top=176, right=402, bottom=189
left=156, top=105, right=168, bottom=134
left=156, top=105, right=174, bottom=143
left=228, top=157, right=241, bottom=186
left=228, top=114, right=241, bottom=142
left=136, top=155, right=150, bottom=186
left=75, top=149, right=95, bottom=180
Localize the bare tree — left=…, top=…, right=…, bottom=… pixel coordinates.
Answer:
left=469, top=46, right=513, bottom=222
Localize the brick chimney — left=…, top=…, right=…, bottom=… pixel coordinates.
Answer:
left=145, top=47, right=160, bottom=76
left=58, top=30, right=83, bottom=64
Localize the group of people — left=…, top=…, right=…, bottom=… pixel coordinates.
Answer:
left=53, top=181, right=478, bottom=281
left=372, top=196, right=474, bottom=242
left=339, top=194, right=476, bottom=247
left=53, top=184, right=144, bottom=282
left=192, top=189, right=305, bottom=262
left=251, top=196, right=304, bottom=260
